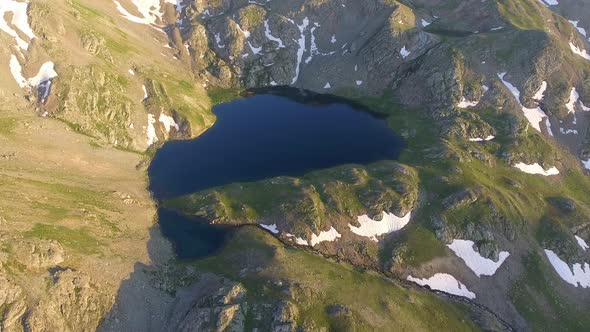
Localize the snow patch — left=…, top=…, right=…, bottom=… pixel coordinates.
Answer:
left=113, top=0, right=161, bottom=25
left=142, top=85, right=148, bottom=101
left=146, top=114, right=158, bottom=146
left=158, top=113, right=179, bottom=132
left=569, top=20, right=587, bottom=37
left=576, top=235, right=589, bottom=251
left=260, top=223, right=279, bottom=234
left=247, top=41, right=262, bottom=54
left=9, top=55, right=27, bottom=88
left=447, top=239, right=510, bottom=277
left=400, top=46, right=411, bottom=58
left=583, top=159, right=590, bottom=170
left=9, top=56, right=58, bottom=99
left=544, top=249, right=590, bottom=288
left=350, top=211, right=411, bottom=242
left=264, top=20, right=285, bottom=48
left=514, top=162, right=559, bottom=176
left=468, top=136, right=495, bottom=142
left=570, top=42, right=590, bottom=61
left=0, top=0, right=36, bottom=49
left=310, top=227, right=341, bottom=247
left=28, top=62, right=58, bottom=87
left=457, top=97, right=478, bottom=108
left=291, top=17, right=309, bottom=84
left=235, top=22, right=250, bottom=38
left=407, top=273, right=476, bottom=299
left=565, top=87, right=580, bottom=114
left=532, top=81, right=547, bottom=101
left=324, top=82, right=331, bottom=89
left=421, top=19, right=431, bottom=27
left=498, top=72, right=548, bottom=132
left=214, top=32, right=225, bottom=48
left=286, top=233, right=309, bottom=246
left=545, top=118, right=554, bottom=136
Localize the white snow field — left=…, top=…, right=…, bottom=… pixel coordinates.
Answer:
left=349, top=211, right=412, bottom=242
left=544, top=249, right=590, bottom=288
left=513, top=162, right=559, bottom=176
left=310, top=227, right=341, bottom=247
left=447, top=239, right=510, bottom=277
left=407, top=273, right=476, bottom=299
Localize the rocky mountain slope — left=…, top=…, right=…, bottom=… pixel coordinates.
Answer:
left=1, top=0, right=590, bottom=331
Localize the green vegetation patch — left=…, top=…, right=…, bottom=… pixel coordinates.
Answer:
left=207, top=87, right=243, bottom=106
left=497, top=0, right=546, bottom=30
left=382, top=225, right=447, bottom=267
left=24, top=224, right=101, bottom=254
left=0, top=116, right=17, bottom=136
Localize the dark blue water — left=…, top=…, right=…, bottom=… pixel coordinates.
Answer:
left=149, top=89, right=404, bottom=258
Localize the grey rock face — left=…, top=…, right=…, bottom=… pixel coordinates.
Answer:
left=12, top=239, right=65, bottom=269
left=0, top=275, right=26, bottom=332
left=26, top=269, right=108, bottom=332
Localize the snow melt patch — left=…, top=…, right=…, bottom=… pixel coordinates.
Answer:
left=264, top=20, right=285, bottom=48
left=260, top=223, right=279, bottom=234
left=537, top=0, right=558, bottom=6
left=114, top=0, right=179, bottom=25
left=576, top=235, right=589, bottom=251
left=291, top=17, right=309, bottom=84
left=532, top=81, right=547, bottom=101
left=400, top=46, right=411, bottom=58
left=114, top=0, right=156, bottom=25
left=247, top=41, right=262, bottom=54
left=0, top=0, right=36, bottom=49
left=544, top=249, right=590, bottom=288
left=545, top=118, right=554, bottom=136
left=9, top=55, right=27, bottom=88
left=9, top=56, right=58, bottom=99
left=469, top=136, right=495, bottom=142
left=570, top=42, right=590, bottom=61
left=447, top=239, right=509, bottom=277
left=569, top=20, right=587, bottom=37
left=310, top=227, right=341, bottom=247
left=566, top=87, right=580, bottom=114
left=28, top=62, right=58, bottom=87
left=350, top=211, right=411, bottom=242
left=214, top=32, right=225, bottom=48
left=457, top=97, right=478, bottom=108
left=407, top=273, right=476, bottom=299
left=158, top=113, right=179, bottom=132
left=583, top=159, right=590, bottom=170
left=286, top=233, right=309, bottom=246
left=514, top=162, right=559, bottom=176
left=141, top=85, right=148, bottom=101
left=146, top=114, right=158, bottom=146
left=498, top=72, right=548, bottom=132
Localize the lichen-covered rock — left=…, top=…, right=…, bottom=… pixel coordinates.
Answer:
left=26, top=270, right=108, bottom=332
left=12, top=239, right=65, bottom=269
left=0, top=275, right=27, bottom=332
